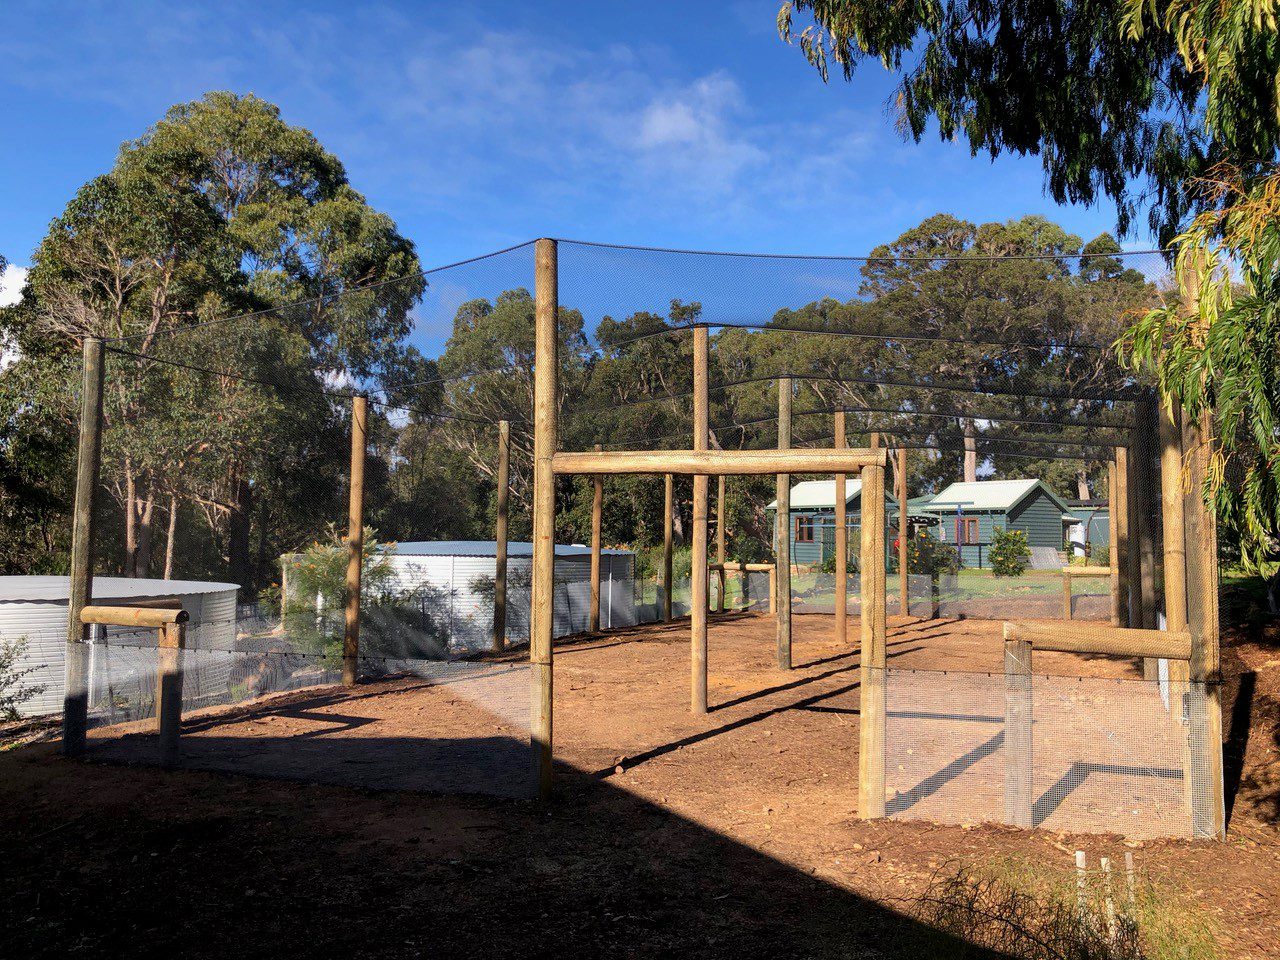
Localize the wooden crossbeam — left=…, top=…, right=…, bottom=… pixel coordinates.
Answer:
left=552, top=447, right=887, bottom=476
left=1003, top=620, right=1191, bottom=660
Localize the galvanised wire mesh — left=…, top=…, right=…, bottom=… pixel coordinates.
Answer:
left=882, top=667, right=1215, bottom=840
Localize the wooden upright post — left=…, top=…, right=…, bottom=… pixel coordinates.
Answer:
left=1113, top=447, right=1131, bottom=628
left=663, top=473, right=674, bottom=622
left=897, top=447, right=909, bottom=617
left=156, top=620, right=186, bottom=768
left=1134, top=402, right=1159, bottom=628
left=1159, top=398, right=1189, bottom=637
left=1004, top=632, right=1034, bottom=828
left=776, top=377, right=793, bottom=669
left=493, top=420, right=510, bottom=652
left=691, top=325, right=710, bottom=714
left=1108, top=457, right=1123, bottom=626
left=716, top=474, right=727, bottom=614
left=531, top=238, right=558, bottom=800
left=834, top=411, right=848, bottom=647
left=342, top=394, right=369, bottom=688
left=63, top=336, right=105, bottom=756
left=858, top=463, right=887, bottom=818
left=589, top=444, right=603, bottom=633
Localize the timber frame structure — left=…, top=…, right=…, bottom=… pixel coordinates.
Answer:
left=59, top=236, right=1226, bottom=840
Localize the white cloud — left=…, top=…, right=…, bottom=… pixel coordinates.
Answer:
left=0, top=264, right=29, bottom=307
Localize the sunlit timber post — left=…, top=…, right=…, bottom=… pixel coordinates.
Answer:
left=775, top=377, right=793, bottom=669
left=493, top=419, right=511, bottom=651
left=663, top=473, right=674, bottom=622
left=834, top=410, right=848, bottom=647
left=63, top=336, right=105, bottom=756
left=897, top=446, right=909, bottom=617
left=858, top=461, right=887, bottom=818
left=1108, top=454, right=1123, bottom=626
left=690, top=324, right=710, bottom=713
left=342, top=393, right=369, bottom=688
left=716, top=474, right=727, bottom=614
left=1177, top=263, right=1226, bottom=840
left=531, top=238, right=558, bottom=800
left=1113, top=446, right=1130, bottom=628
left=589, top=443, right=603, bottom=633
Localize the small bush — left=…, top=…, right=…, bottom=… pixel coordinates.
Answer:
left=889, top=532, right=961, bottom=576
left=991, top=528, right=1031, bottom=577
left=0, top=638, right=46, bottom=721
left=820, top=551, right=858, bottom=575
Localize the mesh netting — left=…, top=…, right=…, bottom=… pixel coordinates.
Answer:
left=883, top=667, right=1215, bottom=839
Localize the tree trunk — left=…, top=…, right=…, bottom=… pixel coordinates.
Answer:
left=124, top=464, right=138, bottom=576
left=163, top=493, right=178, bottom=580
left=962, top=421, right=978, bottom=483
left=1076, top=469, right=1092, bottom=501
left=135, top=491, right=155, bottom=578
left=228, top=472, right=253, bottom=598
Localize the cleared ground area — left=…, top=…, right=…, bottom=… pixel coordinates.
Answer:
left=5, top=612, right=1280, bottom=959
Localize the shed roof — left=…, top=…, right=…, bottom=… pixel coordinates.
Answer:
left=924, top=479, right=1072, bottom=515
left=766, top=479, right=863, bottom=512
left=391, top=540, right=632, bottom=558
left=0, top=576, right=238, bottom=604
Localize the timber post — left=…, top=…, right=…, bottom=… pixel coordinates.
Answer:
left=897, top=446, right=909, bottom=617
left=64, top=336, right=105, bottom=756
left=776, top=376, right=792, bottom=670
left=1113, top=447, right=1130, bottom=628
left=858, top=462, right=887, bottom=818
left=590, top=444, right=603, bottom=633
left=1004, top=633, right=1034, bottom=828
left=493, top=419, right=511, bottom=651
left=342, top=394, right=368, bottom=688
left=834, top=410, right=848, bottom=647
left=716, top=474, right=727, bottom=614
left=691, top=324, right=709, bottom=713
left=531, top=238, right=558, bottom=800
left=663, top=473, right=673, bottom=622
left=156, top=619, right=186, bottom=768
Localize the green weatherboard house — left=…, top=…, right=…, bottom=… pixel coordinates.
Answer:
left=766, top=479, right=890, bottom=566
left=922, top=479, right=1074, bottom=569
left=768, top=477, right=1074, bottom=570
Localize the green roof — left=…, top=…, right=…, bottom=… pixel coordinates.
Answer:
left=924, top=479, right=1072, bottom=515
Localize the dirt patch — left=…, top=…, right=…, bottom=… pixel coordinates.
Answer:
left=4, top=611, right=1280, bottom=958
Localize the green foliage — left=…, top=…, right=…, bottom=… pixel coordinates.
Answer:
left=0, top=639, right=46, bottom=722
left=819, top=550, right=857, bottom=575
left=990, top=528, right=1031, bottom=577
left=896, top=532, right=961, bottom=576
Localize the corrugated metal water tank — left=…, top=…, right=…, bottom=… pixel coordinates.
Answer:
left=0, top=576, right=238, bottom=717
left=386, top=541, right=637, bottom=651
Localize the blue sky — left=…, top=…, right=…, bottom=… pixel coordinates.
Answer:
left=1, top=0, right=1155, bottom=302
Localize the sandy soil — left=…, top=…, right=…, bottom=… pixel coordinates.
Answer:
left=4, top=611, right=1280, bottom=959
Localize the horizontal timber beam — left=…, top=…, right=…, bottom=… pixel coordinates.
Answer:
left=81, top=605, right=190, bottom=628
left=709, top=562, right=774, bottom=572
left=1062, top=566, right=1112, bottom=578
left=1003, top=621, right=1191, bottom=660
left=552, top=447, right=888, bottom=476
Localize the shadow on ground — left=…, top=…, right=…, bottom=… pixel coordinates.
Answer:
left=0, top=733, right=1012, bottom=960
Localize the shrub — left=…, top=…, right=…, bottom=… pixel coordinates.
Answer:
left=820, top=551, right=858, bottom=575
left=0, top=638, right=46, bottom=721
left=889, top=532, right=961, bottom=576
left=991, top=528, right=1031, bottom=577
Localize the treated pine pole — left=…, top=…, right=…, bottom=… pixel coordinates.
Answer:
left=858, top=462, right=887, bottom=818
left=342, top=394, right=369, bottom=688
left=1135, top=402, right=1159, bottom=627
left=834, top=411, right=848, bottom=647
left=156, top=619, right=186, bottom=768
left=589, top=443, right=603, bottom=633
left=63, top=336, right=105, bottom=757
left=1113, top=447, right=1131, bottom=628
left=663, top=472, right=674, bottom=622
left=1004, top=632, right=1034, bottom=828
left=1062, top=570, right=1074, bottom=620
left=690, top=325, right=710, bottom=714
left=897, top=446, right=909, bottom=617
left=1108, top=458, right=1123, bottom=626
left=493, top=419, right=511, bottom=652
left=776, top=376, right=793, bottom=670
left=531, top=238, right=558, bottom=801
left=716, top=474, right=727, bottom=614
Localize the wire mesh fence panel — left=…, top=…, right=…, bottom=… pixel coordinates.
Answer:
left=883, top=667, right=1207, bottom=839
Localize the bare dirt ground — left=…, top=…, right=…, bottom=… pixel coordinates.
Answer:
left=4, top=611, right=1280, bottom=959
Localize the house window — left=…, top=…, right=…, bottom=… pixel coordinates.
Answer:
left=795, top=515, right=815, bottom=543
left=965, top=518, right=980, bottom=543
